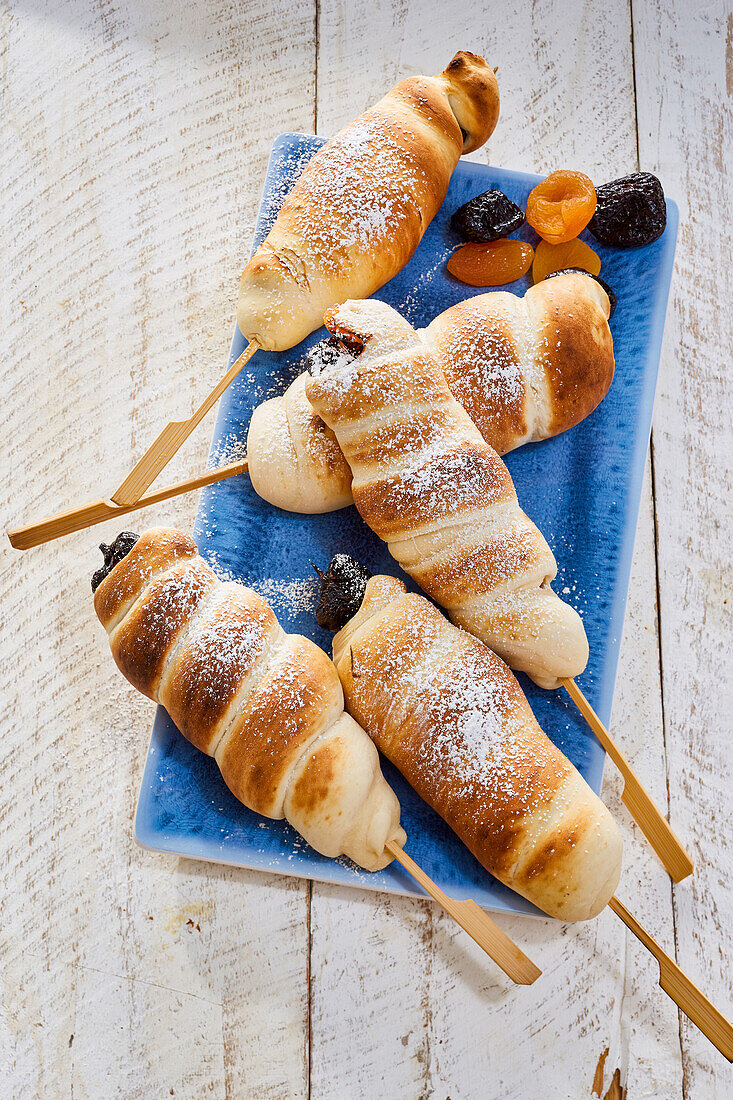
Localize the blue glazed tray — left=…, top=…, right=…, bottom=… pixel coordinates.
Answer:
left=135, top=134, right=678, bottom=917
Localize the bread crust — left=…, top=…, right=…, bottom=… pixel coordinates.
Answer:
left=428, top=273, right=614, bottom=450
left=237, top=53, right=499, bottom=351
left=333, top=576, right=622, bottom=920
left=307, top=299, right=588, bottom=688
left=94, top=527, right=405, bottom=870
left=247, top=275, right=613, bottom=515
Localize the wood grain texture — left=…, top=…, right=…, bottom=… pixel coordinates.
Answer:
left=633, top=0, right=733, bottom=1094
left=1, top=0, right=728, bottom=1096
left=1, top=1, right=315, bottom=1096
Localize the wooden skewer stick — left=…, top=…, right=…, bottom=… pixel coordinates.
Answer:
left=609, top=896, right=733, bottom=1061
left=109, top=340, right=260, bottom=507
left=386, top=841, right=541, bottom=985
left=7, top=460, right=248, bottom=551
left=562, top=678, right=693, bottom=883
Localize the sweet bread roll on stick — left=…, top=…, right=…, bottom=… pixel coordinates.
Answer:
left=237, top=52, right=499, bottom=351
left=92, top=527, right=405, bottom=870
left=322, top=564, right=621, bottom=921
left=247, top=273, right=613, bottom=513
left=305, top=299, right=589, bottom=689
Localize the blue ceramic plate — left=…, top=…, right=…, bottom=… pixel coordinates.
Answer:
left=135, top=134, right=678, bottom=917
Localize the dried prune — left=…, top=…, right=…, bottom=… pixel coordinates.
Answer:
left=526, top=171, right=597, bottom=244
left=447, top=240, right=534, bottom=286
left=91, top=531, right=139, bottom=592
left=315, top=554, right=371, bottom=632
left=305, top=335, right=357, bottom=376
left=532, top=238, right=601, bottom=283
left=450, top=188, right=525, bottom=242
left=544, top=268, right=617, bottom=319
left=589, top=172, right=666, bottom=247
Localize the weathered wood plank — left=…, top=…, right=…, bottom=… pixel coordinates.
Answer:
left=632, top=0, right=733, bottom=1093
left=308, top=2, right=683, bottom=1097
left=3, top=0, right=726, bottom=1094
left=0, top=2, right=315, bottom=1096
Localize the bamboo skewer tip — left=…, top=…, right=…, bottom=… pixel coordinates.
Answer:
left=610, top=896, right=733, bottom=1061
left=562, top=678, right=694, bottom=882
left=386, top=841, right=541, bottom=986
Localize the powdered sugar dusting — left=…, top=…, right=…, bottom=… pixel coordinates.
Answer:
left=180, top=594, right=272, bottom=701
left=146, top=566, right=212, bottom=628
left=412, top=648, right=521, bottom=792
left=307, top=341, right=359, bottom=378
left=282, top=114, right=429, bottom=274
left=207, top=431, right=248, bottom=469
left=259, top=139, right=318, bottom=234
left=355, top=610, right=565, bottom=832
left=248, top=576, right=319, bottom=618
left=382, top=442, right=509, bottom=522
left=436, top=303, right=526, bottom=411
left=124, top=565, right=215, bottom=679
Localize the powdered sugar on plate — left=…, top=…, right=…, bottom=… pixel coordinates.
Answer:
left=247, top=575, right=320, bottom=619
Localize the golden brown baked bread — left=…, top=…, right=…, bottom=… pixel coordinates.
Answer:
left=426, top=273, right=614, bottom=454
left=237, top=52, right=499, bottom=351
left=246, top=274, right=613, bottom=513
left=306, top=299, right=589, bottom=689
left=332, top=574, right=622, bottom=921
left=94, top=527, right=405, bottom=870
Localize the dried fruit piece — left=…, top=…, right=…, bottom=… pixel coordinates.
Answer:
left=315, top=554, right=371, bottom=632
left=447, top=240, right=534, bottom=286
left=544, top=268, right=617, bottom=319
left=451, top=188, right=525, bottom=242
left=91, top=532, right=139, bottom=592
left=589, top=172, right=666, bottom=247
left=306, top=335, right=357, bottom=376
left=532, top=238, right=601, bottom=283
left=526, top=170, right=597, bottom=244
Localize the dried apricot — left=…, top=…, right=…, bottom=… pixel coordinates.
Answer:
left=447, top=240, right=534, bottom=286
left=526, top=170, right=597, bottom=244
left=451, top=189, right=525, bottom=242
left=532, top=238, right=601, bottom=283
left=589, top=172, right=666, bottom=247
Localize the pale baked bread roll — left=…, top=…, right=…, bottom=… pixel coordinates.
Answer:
left=248, top=370, right=353, bottom=513
left=246, top=273, right=613, bottom=513
left=306, top=299, right=589, bottom=689
left=93, top=527, right=405, bottom=870
left=330, top=571, right=621, bottom=921
left=237, top=52, right=499, bottom=351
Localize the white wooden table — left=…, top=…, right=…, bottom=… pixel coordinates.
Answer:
left=2, top=2, right=731, bottom=1096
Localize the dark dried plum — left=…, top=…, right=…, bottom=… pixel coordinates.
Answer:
left=92, top=531, right=139, bottom=592
left=305, top=335, right=357, bottom=376
left=314, top=554, right=371, bottom=632
left=589, top=172, right=666, bottom=247
left=450, top=188, right=525, bottom=243
left=544, top=268, right=617, bottom=319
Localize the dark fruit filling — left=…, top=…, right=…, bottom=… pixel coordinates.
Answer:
left=544, top=268, right=617, bottom=318
left=314, top=554, right=372, bottom=632
left=450, top=188, right=525, bottom=243
left=589, top=172, right=666, bottom=248
left=306, top=335, right=358, bottom=376
left=91, top=531, right=139, bottom=592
